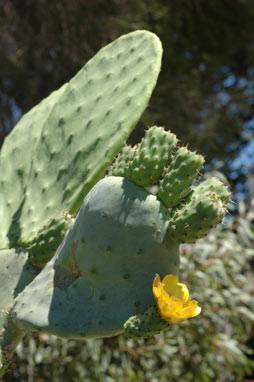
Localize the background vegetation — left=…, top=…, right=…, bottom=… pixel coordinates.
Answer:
left=0, top=1, right=253, bottom=381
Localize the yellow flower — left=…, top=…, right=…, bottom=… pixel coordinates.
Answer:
left=153, top=274, right=201, bottom=325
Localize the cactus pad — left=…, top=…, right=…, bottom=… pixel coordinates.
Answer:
left=158, top=147, right=204, bottom=208
left=12, top=177, right=179, bottom=339
left=0, top=84, right=67, bottom=250
left=108, top=145, right=134, bottom=178
left=167, top=189, right=228, bottom=243
left=111, top=126, right=178, bottom=187
left=127, top=126, right=177, bottom=186
left=20, top=212, right=74, bottom=267
left=194, top=177, right=231, bottom=204
left=0, top=248, right=35, bottom=334
left=123, top=305, right=169, bottom=339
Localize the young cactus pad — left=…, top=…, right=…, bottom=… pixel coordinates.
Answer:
left=158, top=147, right=204, bottom=207
left=109, top=126, right=178, bottom=186
left=12, top=177, right=180, bottom=339
left=123, top=305, right=170, bottom=340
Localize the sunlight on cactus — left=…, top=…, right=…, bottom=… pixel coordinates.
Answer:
left=0, top=30, right=231, bottom=377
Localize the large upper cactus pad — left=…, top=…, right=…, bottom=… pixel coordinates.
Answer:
left=0, top=30, right=162, bottom=257
left=12, top=177, right=179, bottom=339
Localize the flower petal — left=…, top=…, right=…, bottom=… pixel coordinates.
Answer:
left=162, top=275, right=190, bottom=302
left=152, top=274, right=201, bottom=325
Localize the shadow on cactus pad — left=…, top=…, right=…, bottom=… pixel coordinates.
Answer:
left=12, top=176, right=180, bottom=339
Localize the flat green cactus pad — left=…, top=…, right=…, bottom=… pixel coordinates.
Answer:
left=25, top=212, right=74, bottom=267
left=0, top=84, right=67, bottom=249
left=123, top=305, right=169, bottom=339
left=12, top=177, right=179, bottom=339
left=0, top=248, right=35, bottom=334
left=121, top=126, right=177, bottom=186
left=0, top=30, right=162, bottom=261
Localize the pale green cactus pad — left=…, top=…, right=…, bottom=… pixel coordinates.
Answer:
left=12, top=177, right=180, bottom=339
left=0, top=30, right=162, bottom=265
left=0, top=84, right=67, bottom=250
left=0, top=248, right=35, bottom=334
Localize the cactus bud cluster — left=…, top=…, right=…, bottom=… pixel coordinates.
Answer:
left=109, top=126, right=230, bottom=245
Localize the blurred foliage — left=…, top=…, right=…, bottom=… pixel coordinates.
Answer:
left=5, top=200, right=254, bottom=382
left=0, top=0, right=254, bottom=195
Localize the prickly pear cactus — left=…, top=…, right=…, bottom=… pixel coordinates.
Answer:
left=11, top=126, right=230, bottom=341
left=0, top=30, right=230, bottom=376
left=0, top=30, right=163, bottom=375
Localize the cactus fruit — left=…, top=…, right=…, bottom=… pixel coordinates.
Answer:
left=12, top=177, right=180, bottom=339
